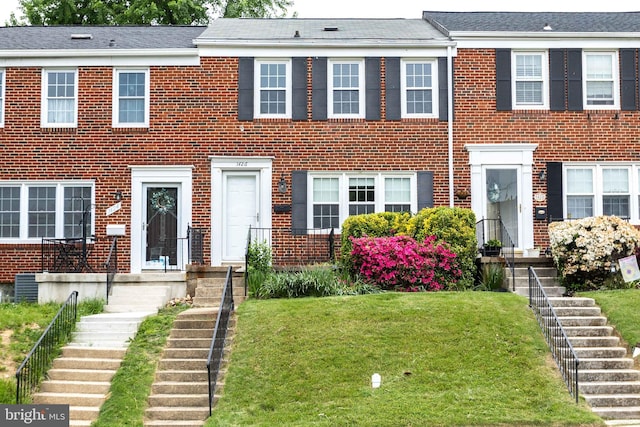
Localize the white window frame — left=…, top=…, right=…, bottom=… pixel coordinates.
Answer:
left=113, top=68, right=150, bottom=128
left=582, top=51, right=619, bottom=110
left=0, top=181, right=94, bottom=243
left=563, top=164, right=639, bottom=223
left=41, top=69, right=78, bottom=128
left=254, top=59, right=291, bottom=119
left=512, top=51, right=549, bottom=110
left=401, top=59, right=438, bottom=118
left=0, top=69, right=5, bottom=127
left=308, top=172, right=417, bottom=230
left=328, top=59, right=365, bottom=119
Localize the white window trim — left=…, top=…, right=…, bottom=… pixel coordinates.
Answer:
left=307, top=172, right=417, bottom=230
left=563, top=164, right=637, bottom=222
left=328, top=59, right=365, bottom=119
left=41, top=68, right=78, bottom=128
left=401, top=59, right=438, bottom=118
left=254, top=59, right=292, bottom=119
left=112, top=68, right=150, bottom=128
left=0, top=181, right=95, bottom=244
left=511, top=51, right=549, bottom=110
left=0, top=69, right=5, bottom=127
left=582, top=51, right=620, bottom=111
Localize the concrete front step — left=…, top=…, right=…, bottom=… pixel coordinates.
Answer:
left=568, top=336, right=620, bottom=348
left=560, top=316, right=609, bottom=327
left=592, top=406, right=640, bottom=420
left=166, top=338, right=212, bottom=348
left=170, top=328, right=214, bottom=339
left=147, top=394, right=209, bottom=407
left=163, top=348, right=210, bottom=359
left=580, top=370, right=640, bottom=382
left=580, top=358, right=636, bottom=370
left=47, top=368, right=117, bottom=382
left=52, top=357, right=122, bottom=370
left=34, top=392, right=106, bottom=406
left=514, top=286, right=565, bottom=297
left=581, top=382, right=640, bottom=394
left=39, top=380, right=111, bottom=394
left=158, top=358, right=207, bottom=371
left=155, top=370, right=209, bottom=382
left=61, top=346, right=127, bottom=358
left=173, top=319, right=216, bottom=329
left=564, top=326, right=614, bottom=337
left=574, top=347, right=629, bottom=359
left=69, top=406, right=100, bottom=421
left=152, top=381, right=208, bottom=394
left=585, top=394, right=640, bottom=407
left=145, top=407, right=210, bottom=421
left=548, top=297, right=595, bottom=307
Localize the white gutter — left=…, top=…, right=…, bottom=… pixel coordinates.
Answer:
left=447, top=45, right=454, bottom=207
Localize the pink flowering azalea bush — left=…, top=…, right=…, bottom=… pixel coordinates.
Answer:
left=350, top=235, right=462, bottom=291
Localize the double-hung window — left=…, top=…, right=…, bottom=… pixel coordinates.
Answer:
left=42, top=69, right=77, bottom=127
left=512, top=51, right=548, bottom=109
left=602, top=168, right=630, bottom=218
left=328, top=60, right=364, bottom=118
left=255, top=60, right=291, bottom=118
left=0, top=182, right=93, bottom=242
left=310, top=173, right=415, bottom=229
left=583, top=51, right=619, bottom=109
left=113, top=68, right=149, bottom=127
left=402, top=60, right=437, bottom=117
left=566, top=168, right=594, bottom=219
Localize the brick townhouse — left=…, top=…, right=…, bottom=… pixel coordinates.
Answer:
left=1, top=12, right=639, bottom=283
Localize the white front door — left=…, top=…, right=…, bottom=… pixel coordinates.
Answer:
left=483, top=167, right=521, bottom=247
left=223, top=172, right=260, bottom=261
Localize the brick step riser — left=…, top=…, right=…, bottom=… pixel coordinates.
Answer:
left=144, top=407, right=211, bottom=421
left=39, top=381, right=111, bottom=394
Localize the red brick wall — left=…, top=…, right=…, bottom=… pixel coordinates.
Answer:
left=452, top=48, right=640, bottom=248
left=0, top=57, right=451, bottom=283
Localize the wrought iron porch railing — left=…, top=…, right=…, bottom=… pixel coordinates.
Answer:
left=246, top=226, right=335, bottom=267
left=476, top=218, right=515, bottom=291
left=528, top=267, right=579, bottom=403
left=104, top=236, right=119, bottom=304
left=15, top=291, right=79, bottom=404
left=206, top=266, right=234, bottom=416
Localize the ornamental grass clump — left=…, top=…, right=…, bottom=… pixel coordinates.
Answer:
left=350, top=235, right=462, bottom=291
left=548, top=215, right=640, bottom=290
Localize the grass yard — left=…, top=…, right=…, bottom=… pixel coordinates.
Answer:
left=206, top=292, right=603, bottom=427
left=580, top=289, right=640, bottom=351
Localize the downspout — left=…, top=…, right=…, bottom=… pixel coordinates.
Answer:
left=447, top=45, right=454, bottom=207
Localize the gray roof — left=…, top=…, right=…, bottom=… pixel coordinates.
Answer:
left=197, top=18, right=448, bottom=44
left=0, top=26, right=206, bottom=50
left=423, top=11, right=640, bottom=35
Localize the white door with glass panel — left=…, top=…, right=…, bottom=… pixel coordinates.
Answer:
left=483, top=167, right=521, bottom=248
left=223, top=172, right=259, bottom=261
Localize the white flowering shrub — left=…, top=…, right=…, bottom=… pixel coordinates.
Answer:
left=548, top=216, right=640, bottom=290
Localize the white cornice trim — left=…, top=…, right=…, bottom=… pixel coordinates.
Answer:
left=198, top=45, right=457, bottom=58
left=0, top=49, right=200, bottom=67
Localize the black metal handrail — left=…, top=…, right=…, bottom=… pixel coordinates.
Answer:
left=206, top=266, right=234, bottom=416
left=246, top=226, right=335, bottom=266
left=528, top=267, right=579, bottom=403
left=104, top=236, right=119, bottom=304
left=15, top=291, right=79, bottom=404
left=476, top=218, right=516, bottom=290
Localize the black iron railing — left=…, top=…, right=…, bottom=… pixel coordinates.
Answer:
left=206, top=266, right=234, bottom=416
left=15, top=291, right=78, bottom=404
left=476, top=218, right=516, bottom=290
left=246, top=226, right=335, bottom=267
left=188, top=226, right=205, bottom=265
left=528, top=267, right=579, bottom=403
left=105, top=236, right=119, bottom=304
left=42, top=236, right=99, bottom=273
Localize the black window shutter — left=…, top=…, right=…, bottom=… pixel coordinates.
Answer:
left=385, top=57, right=401, bottom=121
left=547, top=162, right=563, bottom=222
left=620, top=49, right=637, bottom=111
left=292, top=57, right=308, bottom=120
left=365, top=57, right=381, bottom=120
left=417, top=171, right=434, bottom=210
left=312, top=57, right=327, bottom=121
left=549, top=49, right=566, bottom=111
left=238, top=57, right=254, bottom=121
left=567, top=49, right=583, bottom=111
left=495, top=49, right=512, bottom=111
left=438, top=57, right=450, bottom=121
left=291, top=171, right=308, bottom=235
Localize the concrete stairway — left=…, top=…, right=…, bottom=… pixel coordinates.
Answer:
left=105, top=272, right=186, bottom=313
left=548, top=296, right=640, bottom=425
left=144, top=308, right=221, bottom=427
left=505, top=257, right=566, bottom=297
left=33, top=311, right=154, bottom=427
left=193, top=276, right=246, bottom=307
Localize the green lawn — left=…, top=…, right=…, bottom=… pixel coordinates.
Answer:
left=206, top=292, right=603, bottom=426
left=580, top=289, right=640, bottom=351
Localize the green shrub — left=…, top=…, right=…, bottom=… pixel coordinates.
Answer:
left=477, top=263, right=505, bottom=291
left=246, top=240, right=273, bottom=297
